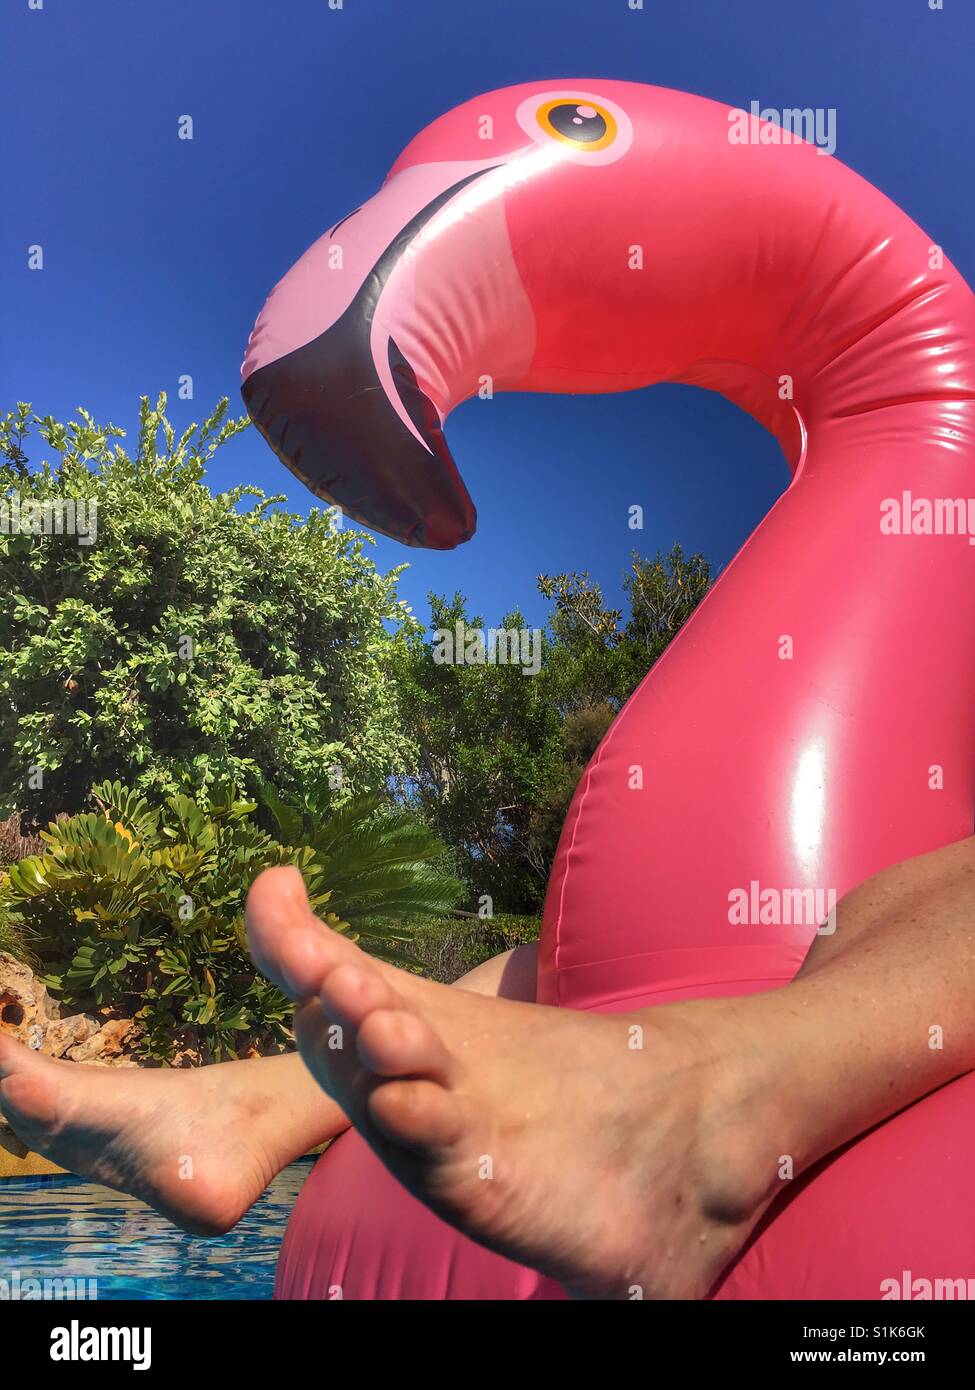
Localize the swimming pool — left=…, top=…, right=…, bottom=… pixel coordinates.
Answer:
left=0, top=1161, right=311, bottom=1300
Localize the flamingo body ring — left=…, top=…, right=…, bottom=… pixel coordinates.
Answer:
left=242, top=82, right=975, bottom=1299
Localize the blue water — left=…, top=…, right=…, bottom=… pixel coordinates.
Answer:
left=0, top=1161, right=312, bottom=1299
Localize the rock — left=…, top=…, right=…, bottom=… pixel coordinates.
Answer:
left=42, top=1013, right=99, bottom=1059
left=0, top=952, right=141, bottom=1066
left=170, top=1047, right=203, bottom=1069
left=0, top=951, right=60, bottom=1048
left=65, top=1017, right=139, bottom=1063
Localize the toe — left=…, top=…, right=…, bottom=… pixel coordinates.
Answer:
left=0, top=1034, right=26, bottom=1079
left=0, top=1068, right=59, bottom=1132
left=368, top=1079, right=464, bottom=1151
left=318, top=962, right=400, bottom=1031
left=0, top=1033, right=46, bottom=1081
left=293, top=997, right=367, bottom=1108
left=246, top=865, right=354, bottom=1000
left=356, top=1007, right=454, bottom=1082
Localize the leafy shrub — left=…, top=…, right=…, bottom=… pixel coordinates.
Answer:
left=0, top=817, right=40, bottom=961
left=0, top=781, right=462, bottom=1061
left=254, top=776, right=466, bottom=960
left=406, top=913, right=541, bottom=984
left=0, top=396, right=419, bottom=825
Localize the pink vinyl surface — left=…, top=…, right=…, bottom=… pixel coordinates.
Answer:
left=244, top=82, right=975, bottom=1299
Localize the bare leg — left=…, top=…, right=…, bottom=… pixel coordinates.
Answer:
left=0, top=911, right=537, bottom=1233
left=0, top=1045, right=341, bottom=1234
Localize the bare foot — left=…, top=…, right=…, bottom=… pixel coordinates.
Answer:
left=247, top=867, right=785, bottom=1299
left=0, top=1037, right=307, bottom=1235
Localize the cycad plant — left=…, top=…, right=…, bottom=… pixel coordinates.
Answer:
left=0, top=779, right=462, bottom=1061
left=254, top=774, right=464, bottom=964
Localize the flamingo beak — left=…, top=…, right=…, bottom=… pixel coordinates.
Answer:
left=241, top=169, right=498, bottom=549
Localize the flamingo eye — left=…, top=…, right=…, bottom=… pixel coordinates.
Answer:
left=516, top=91, right=632, bottom=164
left=536, top=99, right=616, bottom=151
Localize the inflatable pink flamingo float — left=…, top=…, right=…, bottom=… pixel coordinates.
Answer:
left=242, top=81, right=975, bottom=1299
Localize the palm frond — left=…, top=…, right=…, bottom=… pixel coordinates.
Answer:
left=258, top=783, right=464, bottom=924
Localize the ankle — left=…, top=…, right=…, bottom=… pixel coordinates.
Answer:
left=652, top=996, right=795, bottom=1223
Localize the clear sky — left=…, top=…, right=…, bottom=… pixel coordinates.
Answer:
left=3, top=0, right=972, bottom=629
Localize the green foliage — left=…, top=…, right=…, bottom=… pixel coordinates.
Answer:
left=253, top=777, right=466, bottom=965
left=395, top=546, right=712, bottom=914
left=539, top=544, right=713, bottom=709
left=0, top=397, right=418, bottom=825
left=0, top=912, right=30, bottom=963
left=0, top=780, right=462, bottom=1061
left=390, top=594, right=564, bottom=913
left=0, top=389, right=712, bottom=1011
left=405, top=913, right=541, bottom=983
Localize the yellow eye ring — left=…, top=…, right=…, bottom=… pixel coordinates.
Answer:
left=535, top=98, right=617, bottom=152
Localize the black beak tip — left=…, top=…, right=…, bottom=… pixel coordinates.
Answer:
left=242, top=344, right=479, bottom=551
left=411, top=498, right=478, bottom=550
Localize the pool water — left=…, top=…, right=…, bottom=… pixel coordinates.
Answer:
left=0, top=1160, right=312, bottom=1300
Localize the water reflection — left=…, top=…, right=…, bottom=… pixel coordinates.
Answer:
left=0, top=1160, right=312, bottom=1300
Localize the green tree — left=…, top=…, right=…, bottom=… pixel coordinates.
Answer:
left=538, top=544, right=713, bottom=711
left=0, top=396, right=418, bottom=825
left=618, top=544, right=713, bottom=695
left=397, top=547, right=712, bottom=914
left=390, top=593, right=563, bottom=913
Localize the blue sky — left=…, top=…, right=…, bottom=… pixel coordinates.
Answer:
left=3, top=0, right=972, bottom=630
